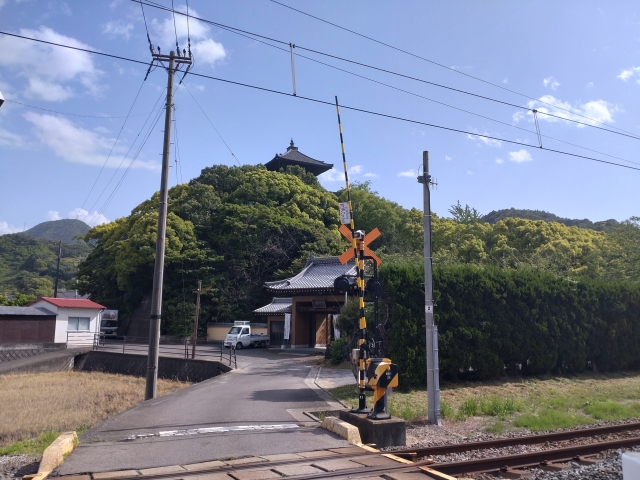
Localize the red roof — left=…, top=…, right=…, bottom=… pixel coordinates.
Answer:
left=29, top=297, right=106, bottom=309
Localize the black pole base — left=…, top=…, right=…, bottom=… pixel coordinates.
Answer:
left=350, top=391, right=369, bottom=414
left=367, top=411, right=391, bottom=420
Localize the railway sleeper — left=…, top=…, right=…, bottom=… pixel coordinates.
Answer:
left=537, top=459, right=571, bottom=472
left=497, top=467, right=532, bottom=479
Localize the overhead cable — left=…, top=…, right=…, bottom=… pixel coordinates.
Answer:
left=130, top=1, right=640, bottom=141
left=2, top=29, right=638, bottom=173
left=266, top=0, right=638, bottom=138
left=4, top=98, right=149, bottom=119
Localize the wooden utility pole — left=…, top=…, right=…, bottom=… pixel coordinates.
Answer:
left=192, top=280, right=201, bottom=359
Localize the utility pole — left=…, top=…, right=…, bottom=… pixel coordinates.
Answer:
left=53, top=241, right=62, bottom=298
left=192, top=280, right=201, bottom=359
left=145, top=49, right=191, bottom=400
left=418, top=151, right=441, bottom=426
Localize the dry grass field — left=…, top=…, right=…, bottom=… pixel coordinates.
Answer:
left=331, top=371, right=640, bottom=432
left=0, top=371, right=190, bottom=454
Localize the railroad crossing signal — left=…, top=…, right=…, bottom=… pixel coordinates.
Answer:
left=338, top=224, right=382, bottom=266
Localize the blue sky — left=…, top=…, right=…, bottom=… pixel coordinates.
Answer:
left=1, top=0, right=639, bottom=234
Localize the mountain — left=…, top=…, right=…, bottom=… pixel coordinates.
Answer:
left=22, top=219, right=90, bottom=243
left=482, top=209, right=620, bottom=233
left=0, top=233, right=92, bottom=296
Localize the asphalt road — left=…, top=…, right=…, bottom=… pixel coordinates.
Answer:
left=57, top=349, right=349, bottom=475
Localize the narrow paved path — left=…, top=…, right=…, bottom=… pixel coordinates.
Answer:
left=58, top=349, right=350, bottom=475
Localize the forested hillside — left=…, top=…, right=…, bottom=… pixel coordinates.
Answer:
left=483, top=208, right=620, bottom=232
left=22, top=219, right=90, bottom=243
left=0, top=233, right=92, bottom=296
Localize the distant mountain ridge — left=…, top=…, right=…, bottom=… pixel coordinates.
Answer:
left=482, top=209, right=620, bottom=232
left=21, top=219, right=90, bottom=243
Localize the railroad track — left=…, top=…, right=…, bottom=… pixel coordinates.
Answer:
left=73, top=422, right=640, bottom=480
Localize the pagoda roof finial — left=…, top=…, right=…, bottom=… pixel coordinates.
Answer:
left=287, top=139, right=297, bottom=151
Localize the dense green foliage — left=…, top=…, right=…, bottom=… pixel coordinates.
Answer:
left=0, top=234, right=91, bottom=296
left=0, top=293, right=35, bottom=306
left=382, top=262, right=640, bottom=390
left=483, top=208, right=620, bottom=232
left=22, top=219, right=90, bottom=243
left=78, top=165, right=343, bottom=336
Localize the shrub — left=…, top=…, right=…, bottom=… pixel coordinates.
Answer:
left=330, top=339, right=347, bottom=365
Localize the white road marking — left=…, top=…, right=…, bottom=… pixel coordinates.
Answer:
left=125, top=424, right=298, bottom=441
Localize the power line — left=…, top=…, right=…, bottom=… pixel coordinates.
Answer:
left=185, top=70, right=640, bottom=172
left=2, top=29, right=638, bottom=173
left=132, top=1, right=640, bottom=141
left=79, top=78, right=148, bottom=214
left=85, top=87, right=167, bottom=224
left=3, top=98, right=149, bottom=119
left=266, top=0, right=640, bottom=139
left=182, top=82, right=240, bottom=165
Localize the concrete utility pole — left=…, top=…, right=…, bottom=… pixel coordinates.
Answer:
left=53, top=241, right=62, bottom=298
left=145, top=50, right=184, bottom=401
left=418, top=151, right=442, bottom=426
left=192, top=280, right=202, bottom=359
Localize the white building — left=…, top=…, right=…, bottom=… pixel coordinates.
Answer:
left=27, top=297, right=105, bottom=346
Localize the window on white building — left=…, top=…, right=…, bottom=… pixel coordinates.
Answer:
left=68, top=317, right=90, bottom=331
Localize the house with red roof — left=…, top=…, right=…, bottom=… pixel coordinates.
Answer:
left=26, top=297, right=106, bottom=346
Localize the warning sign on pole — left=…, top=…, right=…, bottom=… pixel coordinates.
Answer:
left=339, top=202, right=350, bottom=224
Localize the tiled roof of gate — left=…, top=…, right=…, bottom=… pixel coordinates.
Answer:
left=252, top=298, right=292, bottom=315
left=264, top=254, right=356, bottom=293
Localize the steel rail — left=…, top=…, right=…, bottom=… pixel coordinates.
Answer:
left=398, top=420, right=640, bottom=458
left=428, top=434, right=640, bottom=475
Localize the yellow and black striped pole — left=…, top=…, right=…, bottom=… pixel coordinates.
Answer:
left=335, top=96, right=368, bottom=413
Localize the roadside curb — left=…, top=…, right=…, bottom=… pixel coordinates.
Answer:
left=24, top=431, right=78, bottom=480
left=313, top=367, right=350, bottom=408
left=320, top=417, right=362, bottom=445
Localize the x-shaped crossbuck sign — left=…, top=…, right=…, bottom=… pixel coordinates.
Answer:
left=338, top=224, right=383, bottom=266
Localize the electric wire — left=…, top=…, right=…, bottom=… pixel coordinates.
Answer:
left=267, top=0, right=640, bottom=138
left=184, top=70, right=640, bottom=172
left=79, top=78, right=147, bottom=214
left=182, top=82, right=240, bottom=165
left=1, top=29, right=638, bottom=173
left=89, top=97, right=167, bottom=226
left=171, top=0, right=180, bottom=54
left=131, top=1, right=640, bottom=141
left=174, top=25, right=639, bottom=167
left=84, top=87, right=167, bottom=225
left=3, top=98, right=149, bottom=119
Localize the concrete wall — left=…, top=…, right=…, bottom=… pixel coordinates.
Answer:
left=75, top=350, right=231, bottom=382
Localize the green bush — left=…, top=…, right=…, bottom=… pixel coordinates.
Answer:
left=330, top=339, right=347, bottom=365
left=381, top=263, right=640, bottom=389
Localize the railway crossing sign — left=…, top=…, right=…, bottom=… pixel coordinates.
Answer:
left=338, top=224, right=382, bottom=266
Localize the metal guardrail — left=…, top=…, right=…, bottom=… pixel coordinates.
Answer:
left=67, top=331, right=97, bottom=347
left=92, top=334, right=238, bottom=368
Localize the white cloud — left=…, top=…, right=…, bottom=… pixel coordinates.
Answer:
left=0, top=0, right=6, bottom=10
left=398, top=169, right=417, bottom=177
left=512, top=111, right=526, bottom=123
left=467, top=131, right=502, bottom=147
left=467, top=170, right=473, bottom=175
left=363, top=172, right=378, bottom=178
left=0, top=27, right=103, bottom=101
left=68, top=208, right=109, bottom=226
left=319, top=165, right=363, bottom=182
left=586, top=82, right=594, bottom=89
left=508, top=149, right=532, bottom=163
left=152, top=6, right=225, bottom=66
left=503, top=78, right=508, bottom=84
left=445, top=156, right=452, bottom=161
left=0, top=126, right=26, bottom=148
left=24, top=112, right=159, bottom=170
left=495, top=158, right=504, bottom=164
left=103, top=20, right=134, bottom=39
left=617, top=67, right=640, bottom=81
left=46, top=211, right=61, bottom=221
left=543, top=76, right=560, bottom=90
left=0, top=221, right=22, bottom=235
left=518, top=95, right=619, bottom=127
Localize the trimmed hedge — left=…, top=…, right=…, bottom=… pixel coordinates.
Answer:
left=380, top=264, right=640, bottom=390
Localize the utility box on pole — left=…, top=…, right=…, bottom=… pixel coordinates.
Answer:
left=418, top=151, right=442, bottom=426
